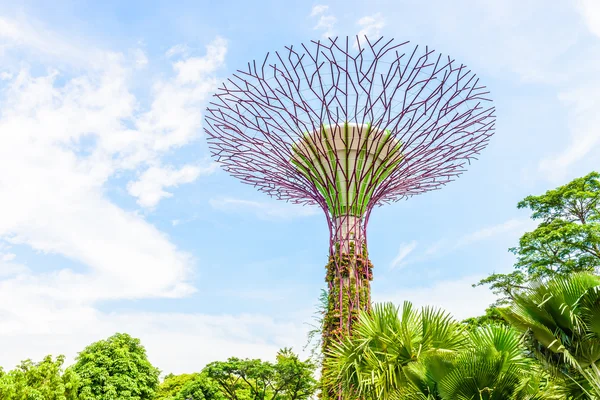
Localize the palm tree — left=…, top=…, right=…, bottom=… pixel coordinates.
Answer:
left=322, top=302, right=466, bottom=399
left=501, top=273, right=600, bottom=398
left=435, top=325, right=559, bottom=400
left=324, top=302, right=560, bottom=399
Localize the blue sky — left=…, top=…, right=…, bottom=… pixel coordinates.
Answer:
left=0, top=0, right=599, bottom=376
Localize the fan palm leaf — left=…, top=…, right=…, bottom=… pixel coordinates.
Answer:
left=501, top=273, right=600, bottom=398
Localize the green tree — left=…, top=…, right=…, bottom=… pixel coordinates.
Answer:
left=461, top=305, right=509, bottom=331
left=272, top=349, right=316, bottom=400
left=0, top=355, right=80, bottom=400
left=70, top=332, right=160, bottom=400
left=476, top=171, right=600, bottom=305
left=156, top=373, right=225, bottom=400
left=501, top=273, right=600, bottom=398
left=156, top=373, right=198, bottom=399
left=204, top=348, right=316, bottom=400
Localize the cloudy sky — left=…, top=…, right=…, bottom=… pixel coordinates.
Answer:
left=0, top=0, right=598, bottom=375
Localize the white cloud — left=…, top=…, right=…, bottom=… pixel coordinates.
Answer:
left=0, top=300, right=309, bottom=375
left=173, top=37, right=227, bottom=84
left=397, top=219, right=534, bottom=267
left=310, top=5, right=337, bottom=39
left=0, top=259, right=27, bottom=277
left=356, top=13, right=385, bottom=43
left=132, top=37, right=227, bottom=160
left=538, top=130, right=600, bottom=181
left=405, top=0, right=577, bottom=84
left=1, top=253, right=16, bottom=262
left=0, top=14, right=234, bottom=369
left=310, top=5, right=329, bottom=17
left=538, top=68, right=600, bottom=181
left=166, top=44, right=189, bottom=59
left=535, top=0, right=600, bottom=181
left=0, top=29, right=228, bottom=299
left=132, top=48, right=148, bottom=68
left=0, top=16, right=109, bottom=68
left=389, top=241, right=417, bottom=270
left=578, top=0, right=600, bottom=38
left=455, top=219, right=531, bottom=248
left=0, top=16, right=301, bottom=376
left=376, top=275, right=498, bottom=320
left=470, top=0, right=600, bottom=181
left=222, top=288, right=292, bottom=302
left=314, top=15, right=337, bottom=39
left=0, top=249, right=311, bottom=372
left=440, top=0, right=600, bottom=181
left=128, top=163, right=218, bottom=209
left=209, top=197, right=319, bottom=220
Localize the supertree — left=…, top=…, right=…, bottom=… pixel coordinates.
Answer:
left=205, top=36, right=495, bottom=397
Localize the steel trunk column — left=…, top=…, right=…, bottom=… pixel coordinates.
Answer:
left=324, top=214, right=371, bottom=346
left=322, top=214, right=373, bottom=399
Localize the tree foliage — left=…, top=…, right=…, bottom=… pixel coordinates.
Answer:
left=476, top=171, right=600, bottom=305
left=156, top=373, right=199, bottom=399
left=156, top=373, right=225, bottom=400
left=0, top=339, right=314, bottom=400
left=204, top=348, right=317, bottom=400
left=0, top=355, right=80, bottom=400
left=70, top=332, right=160, bottom=400
left=461, top=305, right=509, bottom=331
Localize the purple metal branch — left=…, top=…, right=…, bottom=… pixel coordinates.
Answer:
left=205, top=36, right=495, bottom=232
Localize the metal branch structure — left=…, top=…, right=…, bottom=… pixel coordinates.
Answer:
left=205, top=36, right=495, bottom=398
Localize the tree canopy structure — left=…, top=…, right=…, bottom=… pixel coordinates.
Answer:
left=475, top=171, right=600, bottom=306
left=205, top=36, right=495, bottom=397
left=71, top=333, right=160, bottom=400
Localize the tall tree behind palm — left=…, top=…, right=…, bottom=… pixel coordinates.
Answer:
left=476, top=172, right=600, bottom=306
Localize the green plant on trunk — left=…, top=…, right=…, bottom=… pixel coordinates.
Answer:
left=320, top=247, right=373, bottom=399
